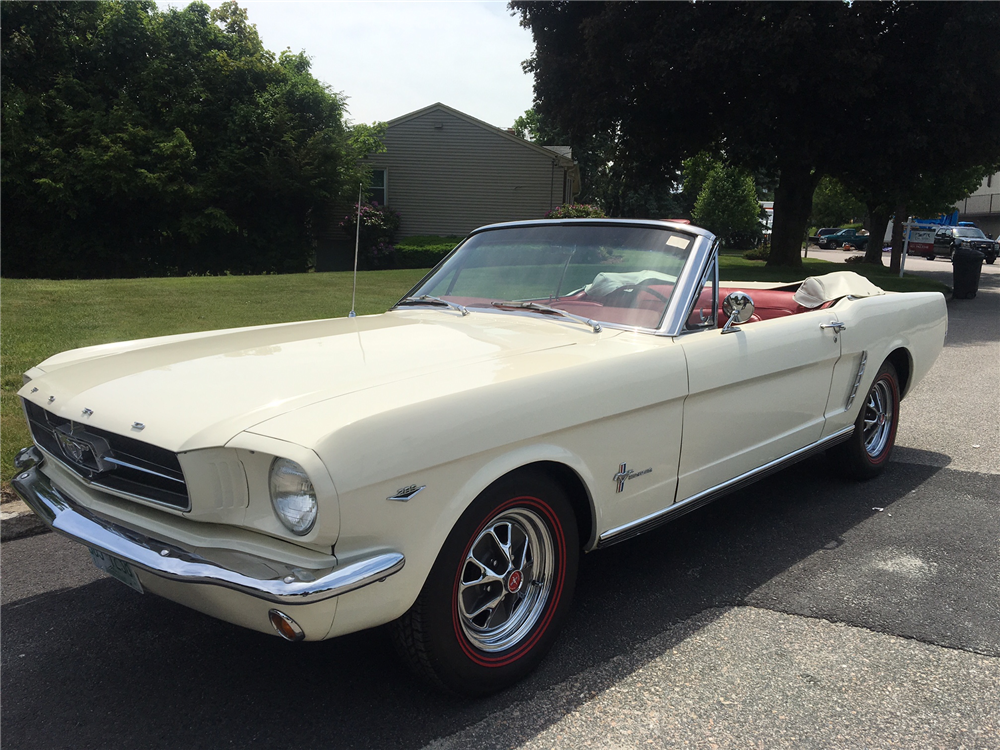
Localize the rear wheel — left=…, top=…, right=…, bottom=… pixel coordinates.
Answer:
left=831, top=360, right=899, bottom=480
left=392, top=470, right=579, bottom=696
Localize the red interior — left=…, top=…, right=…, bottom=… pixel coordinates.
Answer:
left=441, top=284, right=829, bottom=331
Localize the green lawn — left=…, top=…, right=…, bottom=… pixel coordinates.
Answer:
left=1, top=269, right=426, bottom=484
left=0, top=259, right=946, bottom=486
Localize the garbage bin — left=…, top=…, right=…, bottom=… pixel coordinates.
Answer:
left=952, top=247, right=985, bottom=299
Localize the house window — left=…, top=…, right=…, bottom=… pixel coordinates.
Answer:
left=368, top=169, right=387, bottom=206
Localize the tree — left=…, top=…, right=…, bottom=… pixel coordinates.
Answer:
left=1, top=0, right=370, bottom=278
left=691, top=164, right=762, bottom=249
left=810, top=178, right=865, bottom=229
left=510, top=2, right=1000, bottom=267
left=511, top=107, right=684, bottom=219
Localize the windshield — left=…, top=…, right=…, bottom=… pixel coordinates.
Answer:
left=398, top=223, right=696, bottom=329
left=955, top=227, right=986, bottom=238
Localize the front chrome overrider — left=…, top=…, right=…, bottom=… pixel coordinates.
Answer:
left=12, top=446, right=404, bottom=605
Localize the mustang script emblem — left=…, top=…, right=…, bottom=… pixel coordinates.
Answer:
left=614, top=463, right=652, bottom=493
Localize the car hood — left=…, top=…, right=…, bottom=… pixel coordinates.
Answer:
left=19, top=310, right=595, bottom=452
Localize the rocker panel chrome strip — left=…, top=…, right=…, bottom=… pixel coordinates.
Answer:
left=596, top=426, right=855, bottom=549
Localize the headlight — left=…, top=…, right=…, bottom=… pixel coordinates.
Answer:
left=269, top=458, right=317, bottom=535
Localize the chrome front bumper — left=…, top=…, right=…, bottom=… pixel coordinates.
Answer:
left=12, top=446, right=404, bottom=605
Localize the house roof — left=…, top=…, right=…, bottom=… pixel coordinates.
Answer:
left=385, top=102, right=577, bottom=169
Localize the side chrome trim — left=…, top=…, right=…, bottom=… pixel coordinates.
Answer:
left=845, top=351, right=868, bottom=410
left=596, top=426, right=855, bottom=549
left=12, top=447, right=404, bottom=605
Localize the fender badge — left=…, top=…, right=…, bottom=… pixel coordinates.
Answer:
left=82, top=408, right=94, bottom=417
left=131, top=422, right=145, bottom=431
left=388, top=484, right=425, bottom=502
left=614, top=463, right=652, bottom=493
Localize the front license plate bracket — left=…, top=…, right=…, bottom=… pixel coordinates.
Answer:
left=88, top=547, right=144, bottom=594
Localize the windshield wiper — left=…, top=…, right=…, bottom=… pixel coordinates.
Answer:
left=490, top=301, right=602, bottom=333
left=397, top=294, right=469, bottom=316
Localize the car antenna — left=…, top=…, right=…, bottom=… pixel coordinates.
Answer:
left=349, top=183, right=362, bottom=318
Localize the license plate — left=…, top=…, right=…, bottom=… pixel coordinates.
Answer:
left=88, top=547, right=143, bottom=594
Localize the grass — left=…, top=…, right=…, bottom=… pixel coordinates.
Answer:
left=0, top=257, right=946, bottom=486
left=0, top=269, right=426, bottom=485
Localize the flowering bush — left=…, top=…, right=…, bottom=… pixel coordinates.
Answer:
left=544, top=203, right=607, bottom=219
left=340, top=202, right=401, bottom=269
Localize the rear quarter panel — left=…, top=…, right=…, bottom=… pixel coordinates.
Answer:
left=822, top=291, right=947, bottom=437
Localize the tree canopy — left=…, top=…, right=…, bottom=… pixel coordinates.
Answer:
left=511, top=1, right=1000, bottom=267
left=2, top=1, right=372, bottom=278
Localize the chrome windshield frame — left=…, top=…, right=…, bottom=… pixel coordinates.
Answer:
left=392, top=219, right=720, bottom=338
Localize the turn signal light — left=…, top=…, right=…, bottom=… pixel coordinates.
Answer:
left=268, top=609, right=305, bottom=642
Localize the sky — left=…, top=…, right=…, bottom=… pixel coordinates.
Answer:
left=170, top=1, right=537, bottom=129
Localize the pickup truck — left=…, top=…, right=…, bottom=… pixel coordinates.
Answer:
left=809, top=228, right=840, bottom=246
left=821, top=228, right=869, bottom=250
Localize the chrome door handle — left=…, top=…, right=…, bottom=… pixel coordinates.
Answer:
left=820, top=321, right=846, bottom=332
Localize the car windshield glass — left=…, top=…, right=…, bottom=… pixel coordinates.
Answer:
left=398, top=223, right=694, bottom=330
left=955, top=228, right=986, bottom=238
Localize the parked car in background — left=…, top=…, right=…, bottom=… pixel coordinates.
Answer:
left=932, top=225, right=997, bottom=264
left=822, top=228, right=870, bottom=250
left=14, top=219, right=947, bottom=695
left=810, top=228, right=840, bottom=247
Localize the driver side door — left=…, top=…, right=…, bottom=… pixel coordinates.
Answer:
left=675, top=308, right=843, bottom=503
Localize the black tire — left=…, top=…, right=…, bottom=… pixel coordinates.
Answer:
left=831, top=241, right=842, bottom=249
left=830, top=360, right=900, bottom=480
left=986, top=256, right=996, bottom=265
left=392, top=470, right=579, bottom=696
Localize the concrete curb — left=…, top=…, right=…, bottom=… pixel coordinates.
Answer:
left=1, top=499, right=49, bottom=542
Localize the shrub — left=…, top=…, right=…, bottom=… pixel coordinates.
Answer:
left=544, top=203, right=607, bottom=219
left=742, top=246, right=770, bottom=261
left=394, top=236, right=463, bottom=269
left=340, top=202, right=401, bottom=270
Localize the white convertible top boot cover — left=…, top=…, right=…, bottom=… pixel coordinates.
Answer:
left=793, top=271, right=886, bottom=308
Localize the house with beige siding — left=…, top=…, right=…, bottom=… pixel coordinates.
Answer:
left=367, top=102, right=579, bottom=238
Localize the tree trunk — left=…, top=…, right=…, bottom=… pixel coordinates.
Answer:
left=890, top=203, right=906, bottom=273
left=864, top=201, right=891, bottom=266
left=767, top=163, right=821, bottom=267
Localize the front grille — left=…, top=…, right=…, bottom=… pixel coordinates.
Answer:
left=23, top=399, right=190, bottom=510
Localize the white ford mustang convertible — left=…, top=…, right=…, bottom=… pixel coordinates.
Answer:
left=14, top=220, right=947, bottom=694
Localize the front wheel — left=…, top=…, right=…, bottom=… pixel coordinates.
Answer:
left=830, top=360, right=899, bottom=480
left=392, top=470, right=579, bottom=695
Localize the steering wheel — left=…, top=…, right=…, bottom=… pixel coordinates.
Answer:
left=603, top=278, right=671, bottom=307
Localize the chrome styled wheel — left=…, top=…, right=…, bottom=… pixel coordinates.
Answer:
left=457, top=507, right=555, bottom=652
left=862, top=377, right=895, bottom=458
left=831, top=359, right=900, bottom=480
left=392, top=470, right=579, bottom=695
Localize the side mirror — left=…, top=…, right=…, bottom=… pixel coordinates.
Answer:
left=721, top=291, right=754, bottom=334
